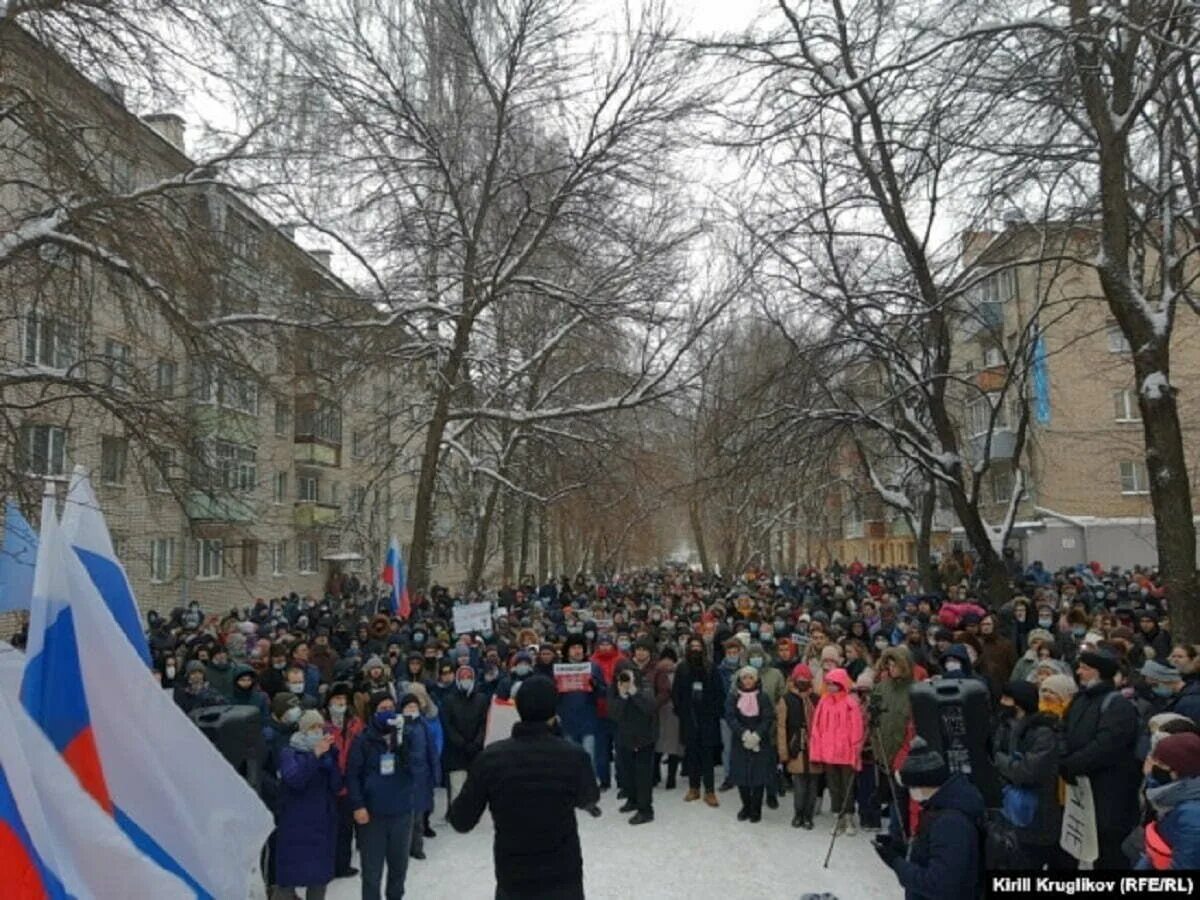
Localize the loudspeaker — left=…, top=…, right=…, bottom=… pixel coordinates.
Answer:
left=909, top=678, right=1001, bottom=806
left=190, top=704, right=265, bottom=791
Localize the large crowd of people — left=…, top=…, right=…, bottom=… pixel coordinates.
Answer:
left=10, top=553, right=1199, bottom=899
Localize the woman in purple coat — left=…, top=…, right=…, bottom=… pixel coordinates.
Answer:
left=275, top=709, right=342, bottom=899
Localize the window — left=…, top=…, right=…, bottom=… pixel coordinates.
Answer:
left=990, top=467, right=1015, bottom=505
left=983, top=346, right=1003, bottom=368
left=349, top=486, right=367, bottom=516
left=19, top=425, right=68, bottom=476
left=274, top=401, right=290, bottom=437
left=150, top=538, right=175, bottom=583
left=978, top=268, right=1016, bottom=304
left=190, top=363, right=257, bottom=414
left=271, top=541, right=286, bottom=576
left=100, top=436, right=128, bottom=485
left=201, top=441, right=257, bottom=493
left=329, top=482, right=340, bottom=506
left=352, top=430, right=367, bottom=459
left=102, top=339, right=132, bottom=389
left=1119, top=460, right=1150, bottom=495
left=273, top=471, right=288, bottom=504
left=967, top=396, right=1011, bottom=437
left=23, top=314, right=77, bottom=370
left=1113, top=388, right=1141, bottom=422
left=401, top=499, right=414, bottom=521
left=156, top=359, right=177, bottom=397
left=1107, top=320, right=1131, bottom=353
left=241, top=541, right=258, bottom=577
left=298, top=539, right=318, bottom=574
left=195, top=539, right=223, bottom=579
left=225, top=208, right=260, bottom=259
left=295, top=395, right=342, bottom=444
left=297, top=475, right=319, bottom=502
left=110, top=535, right=126, bottom=561
left=192, top=362, right=218, bottom=404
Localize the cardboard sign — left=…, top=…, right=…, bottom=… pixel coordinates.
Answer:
left=453, top=602, right=492, bottom=635
left=1060, top=775, right=1099, bottom=863
left=553, top=662, right=592, bottom=693
left=484, top=697, right=520, bottom=746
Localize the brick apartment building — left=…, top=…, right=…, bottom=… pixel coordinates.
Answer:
left=0, top=24, right=480, bottom=614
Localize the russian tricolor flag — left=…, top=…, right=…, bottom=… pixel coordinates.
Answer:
left=20, top=483, right=273, bottom=899
left=381, top=536, right=411, bottom=619
left=0, top=647, right=190, bottom=899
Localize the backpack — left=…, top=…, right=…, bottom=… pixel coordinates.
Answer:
left=983, top=808, right=1027, bottom=872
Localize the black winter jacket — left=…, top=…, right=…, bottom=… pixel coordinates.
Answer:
left=1061, top=680, right=1140, bottom=837
left=610, top=661, right=657, bottom=750
left=441, top=687, right=489, bottom=772
left=671, top=658, right=724, bottom=749
left=994, top=712, right=1062, bottom=846
left=448, top=721, right=599, bottom=895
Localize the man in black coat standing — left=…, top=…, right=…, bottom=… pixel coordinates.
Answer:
left=611, top=659, right=657, bottom=825
left=449, top=675, right=600, bottom=900
left=672, top=634, right=725, bottom=806
left=1060, top=648, right=1140, bottom=870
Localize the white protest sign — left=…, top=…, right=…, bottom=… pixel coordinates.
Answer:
left=1060, top=775, right=1099, bottom=864
left=453, top=601, right=493, bottom=635
left=553, top=662, right=593, bottom=693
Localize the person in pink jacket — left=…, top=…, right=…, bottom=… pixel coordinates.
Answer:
left=809, top=667, right=865, bottom=836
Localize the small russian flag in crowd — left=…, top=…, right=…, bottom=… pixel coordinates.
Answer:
left=381, top=535, right=411, bottom=619
left=19, top=481, right=273, bottom=899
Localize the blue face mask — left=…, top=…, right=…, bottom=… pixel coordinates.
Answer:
left=1071, top=626, right=1087, bottom=638
left=1151, top=684, right=1175, bottom=698
left=373, top=710, right=397, bottom=731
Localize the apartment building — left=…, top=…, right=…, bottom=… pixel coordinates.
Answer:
left=0, top=25, right=477, bottom=613
left=954, top=222, right=1200, bottom=570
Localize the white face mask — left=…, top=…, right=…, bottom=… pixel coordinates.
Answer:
left=909, top=786, right=937, bottom=803
left=943, top=659, right=962, bottom=673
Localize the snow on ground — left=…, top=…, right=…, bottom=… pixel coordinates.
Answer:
left=328, top=782, right=901, bottom=900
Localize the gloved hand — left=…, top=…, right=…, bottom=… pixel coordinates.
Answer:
left=872, top=834, right=902, bottom=867
left=741, top=730, right=761, bottom=752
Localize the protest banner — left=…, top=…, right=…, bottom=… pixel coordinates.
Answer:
left=453, top=601, right=492, bottom=635
left=1060, top=775, right=1099, bottom=864
left=553, top=662, right=592, bottom=692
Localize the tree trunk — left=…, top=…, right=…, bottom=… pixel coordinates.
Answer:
left=501, top=492, right=515, bottom=585
left=518, top=497, right=532, bottom=581
left=536, top=506, right=549, bottom=583
left=465, top=478, right=502, bottom=594
left=407, top=312, right=473, bottom=594
left=689, top=501, right=710, bottom=573
left=916, top=479, right=936, bottom=592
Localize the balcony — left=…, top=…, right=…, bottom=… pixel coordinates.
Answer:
left=294, top=501, right=340, bottom=528
left=294, top=441, right=341, bottom=468
left=963, top=301, right=1003, bottom=341
left=975, top=365, right=1008, bottom=393
left=968, top=427, right=1018, bottom=462
left=185, top=491, right=255, bottom=523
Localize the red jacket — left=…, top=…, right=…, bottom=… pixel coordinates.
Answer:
left=329, top=716, right=364, bottom=797
left=591, top=646, right=625, bottom=719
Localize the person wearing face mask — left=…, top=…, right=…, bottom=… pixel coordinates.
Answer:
left=874, top=737, right=985, bottom=898
left=174, top=660, right=226, bottom=714
left=716, top=639, right=746, bottom=792
left=397, top=694, right=441, bottom=861
left=231, top=663, right=270, bottom=725
left=285, top=665, right=320, bottom=710
left=323, top=683, right=363, bottom=879
left=725, top=665, right=775, bottom=823
left=1135, top=661, right=1200, bottom=758
left=261, top=644, right=292, bottom=698
left=500, top=650, right=536, bottom=699
left=442, top=664, right=489, bottom=810
left=1137, top=732, right=1200, bottom=871
left=590, top=634, right=625, bottom=792
left=976, top=614, right=1017, bottom=699
left=653, top=646, right=684, bottom=791
left=746, top=640, right=785, bottom=808
left=555, top=636, right=606, bottom=783
left=274, top=710, right=340, bottom=900
left=610, top=661, right=658, bottom=824
left=1060, top=648, right=1140, bottom=869
left=777, top=664, right=822, bottom=829
left=672, top=635, right=724, bottom=806
left=992, top=681, right=1063, bottom=870
left=348, top=695, right=415, bottom=900
left=810, top=668, right=864, bottom=836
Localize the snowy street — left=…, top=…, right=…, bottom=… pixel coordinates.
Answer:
left=328, top=783, right=900, bottom=899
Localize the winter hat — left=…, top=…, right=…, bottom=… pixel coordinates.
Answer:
left=1003, top=680, right=1040, bottom=716
left=1040, top=674, right=1078, bottom=701
left=398, top=692, right=419, bottom=711
left=1026, top=628, right=1054, bottom=647
left=271, top=692, right=300, bottom=719
left=634, top=636, right=656, bottom=654
left=899, top=737, right=950, bottom=788
left=363, top=655, right=386, bottom=673
left=735, top=665, right=759, bottom=684
left=820, top=645, right=842, bottom=663
left=185, top=660, right=206, bottom=676
left=297, top=709, right=324, bottom=732
left=791, top=663, right=814, bottom=682
left=513, top=650, right=533, bottom=665
left=1149, top=713, right=1193, bottom=751
left=854, top=669, right=875, bottom=691
left=367, top=693, right=396, bottom=717
left=515, top=675, right=558, bottom=722
left=563, top=634, right=588, bottom=655
left=1153, top=733, right=1200, bottom=778
left=326, top=682, right=354, bottom=705
left=455, top=665, right=475, bottom=681
left=1141, top=660, right=1182, bottom=684
left=1079, top=648, right=1119, bottom=679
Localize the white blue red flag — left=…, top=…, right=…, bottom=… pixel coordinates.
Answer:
left=380, top=535, right=411, bottom=619
left=20, top=483, right=273, bottom=899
